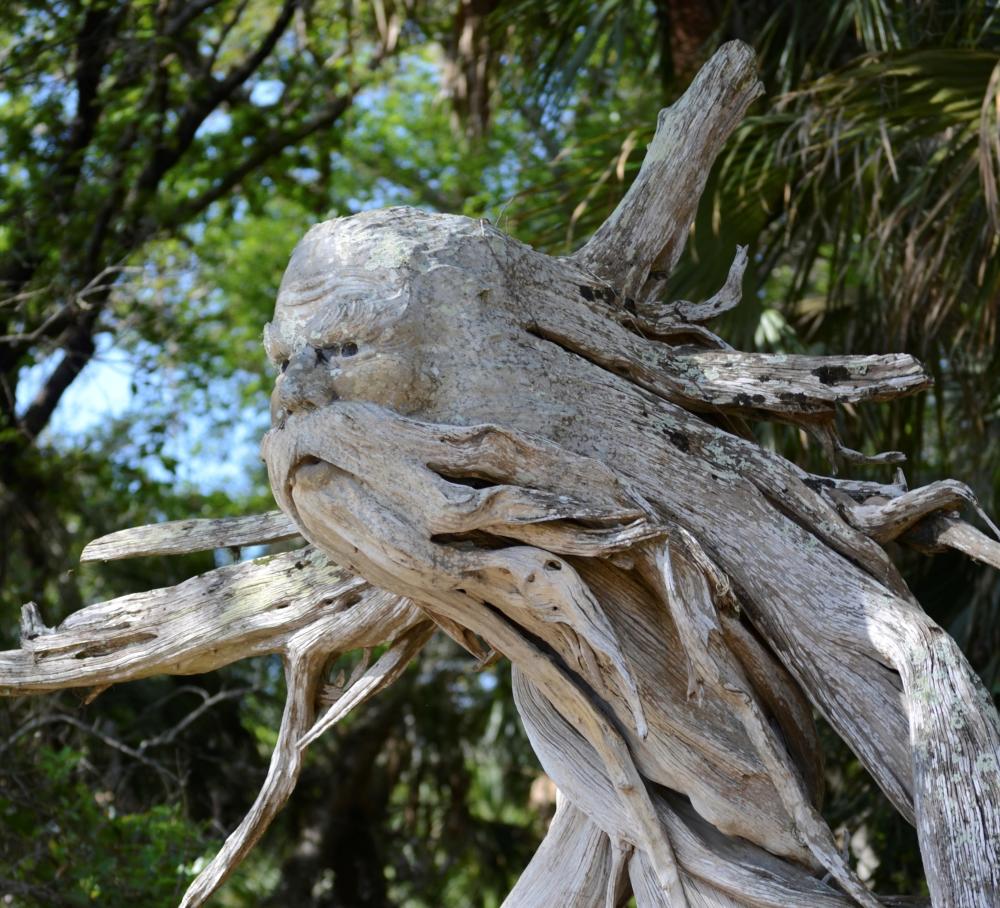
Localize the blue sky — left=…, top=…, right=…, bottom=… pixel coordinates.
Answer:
left=18, top=336, right=266, bottom=497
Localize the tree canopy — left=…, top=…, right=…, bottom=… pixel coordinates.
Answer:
left=1, top=1, right=998, bottom=904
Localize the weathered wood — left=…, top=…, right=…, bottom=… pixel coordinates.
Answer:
left=255, top=114, right=999, bottom=902
left=570, top=41, right=763, bottom=301
left=649, top=245, right=748, bottom=326
left=1, top=548, right=409, bottom=694
left=265, top=403, right=828, bottom=864
left=80, top=510, right=301, bottom=562
left=1, top=545, right=426, bottom=907
left=502, top=799, right=618, bottom=908
left=524, top=272, right=930, bottom=418
left=297, top=619, right=433, bottom=750
left=865, top=614, right=1000, bottom=905
left=840, top=480, right=997, bottom=543
left=638, top=534, right=877, bottom=906
left=902, top=513, right=1000, bottom=569
left=178, top=615, right=432, bottom=907
left=178, top=649, right=323, bottom=908
left=512, top=666, right=859, bottom=907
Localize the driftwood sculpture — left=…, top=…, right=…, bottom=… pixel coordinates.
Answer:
left=3, top=41, right=999, bottom=907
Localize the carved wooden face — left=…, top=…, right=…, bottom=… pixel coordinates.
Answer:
left=264, top=212, right=426, bottom=424
left=263, top=207, right=581, bottom=437
left=261, top=208, right=655, bottom=566
left=260, top=207, right=531, bottom=588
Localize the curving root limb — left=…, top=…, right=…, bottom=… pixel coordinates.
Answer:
left=501, top=797, right=617, bottom=908
left=839, top=479, right=1000, bottom=544
left=525, top=285, right=929, bottom=422
left=901, top=512, right=1000, bottom=570
left=512, top=666, right=870, bottom=907
left=179, top=648, right=324, bottom=908
left=605, top=839, right=633, bottom=908
left=719, top=614, right=825, bottom=807
left=179, top=599, right=430, bottom=907
left=809, top=470, right=1000, bottom=568
left=429, top=600, right=689, bottom=906
left=863, top=613, right=1000, bottom=907
left=298, top=619, right=433, bottom=750
left=1, top=547, right=375, bottom=695
left=637, top=532, right=880, bottom=908
left=643, top=246, right=749, bottom=328
left=470, top=546, right=648, bottom=740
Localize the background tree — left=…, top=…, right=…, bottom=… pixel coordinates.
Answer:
left=1, top=0, right=998, bottom=904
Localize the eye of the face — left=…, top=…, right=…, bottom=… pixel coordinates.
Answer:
left=317, top=341, right=358, bottom=361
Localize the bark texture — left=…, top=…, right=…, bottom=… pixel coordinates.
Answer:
left=3, top=40, right=999, bottom=907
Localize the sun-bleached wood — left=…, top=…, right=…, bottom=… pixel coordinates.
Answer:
left=2, top=548, right=406, bottom=693
left=571, top=41, right=763, bottom=302
left=501, top=797, right=620, bottom=908
left=2, top=39, right=998, bottom=906
left=252, top=190, right=1000, bottom=899
left=903, top=513, right=1000, bottom=570
left=253, top=37, right=999, bottom=903
left=80, top=511, right=301, bottom=562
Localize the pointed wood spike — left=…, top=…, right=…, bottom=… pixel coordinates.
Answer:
left=81, top=511, right=301, bottom=562
left=571, top=41, right=763, bottom=299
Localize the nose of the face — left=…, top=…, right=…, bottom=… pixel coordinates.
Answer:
left=272, top=346, right=339, bottom=425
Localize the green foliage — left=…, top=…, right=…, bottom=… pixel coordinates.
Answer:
left=0, top=744, right=210, bottom=906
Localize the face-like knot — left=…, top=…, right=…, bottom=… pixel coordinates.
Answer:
left=264, top=213, right=430, bottom=422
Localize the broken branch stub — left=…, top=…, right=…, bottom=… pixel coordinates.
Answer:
left=80, top=511, right=301, bottom=562
left=571, top=40, right=764, bottom=302
left=2, top=39, right=998, bottom=907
